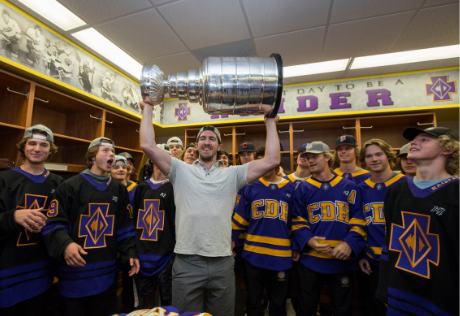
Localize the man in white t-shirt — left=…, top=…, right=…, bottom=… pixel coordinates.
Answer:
left=140, top=98, right=281, bottom=316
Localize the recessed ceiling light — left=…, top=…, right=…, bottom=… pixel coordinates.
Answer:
left=72, top=28, right=142, bottom=80
left=18, top=0, right=86, bottom=31
left=283, top=59, right=350, bottom=78
left=351, top=45, right=460, bottom=69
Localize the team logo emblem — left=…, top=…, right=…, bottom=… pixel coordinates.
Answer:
left=323, top=184, right=329, bottom=190
left=341, top=277, right=349, bottom=286
left=175, top=103, right=191, bottom=121
left=390, top=212, right=439, bottom=279
left=306, top=143, right=313, bottom=150
left=344, top=174, right=349, bottom=178
left=270, top=185, right=276, bottom=190
left=137, top=199, right=164, bottom=241
left=79, top=203, right=114, bottom=249
left=340, top=136, right=346, bottom=142
left=278, top=271, right=285, bottom=279
left=425, top=75, right=457, bottom=102
left=376, top=184, right=383, bottom=190
left=430, top=206, right=445, bottom=216
left=16, top=194, right=48, bottom=246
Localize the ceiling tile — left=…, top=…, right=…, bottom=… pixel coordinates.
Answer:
left=404, top=57, right=459, bottom=71
left=323, top=11, right=415, bottom=60
left=346, top=65, right=409, bottom=78
left=241, top=0, right=331, bottom=37
left=158, top=0, right=250, bottom=50
left=330, top=0, right=422, bottom=23
left=424, top=0, right=459, bottom=7
left=57, top=0, right=152, bottom=24
left=192, top=40, right=256, bottom=63
left=284, top=71, right=345, bottom=85
left=142, top=52, right=202, bottom=77
left=95, top=9, right=186, bottom=61
left=391, top=4, right=459, bottom=52
left=255, top=27, right=325, bottom=66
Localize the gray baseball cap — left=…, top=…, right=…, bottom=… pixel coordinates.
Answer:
left=167, top=136, right=183, bottom=148
left=397, top=143, right=410, bottom=157
left=88, top=137, right=115, bottom=150
left=113, top=155, right=127, bottom=166
left=196, top=125, right=221, bottom=143
left=24, top=124, right=53, bottom=142
left=305, top=141, right=331, bottom=154
left=119, top=151, right=135, bottom=163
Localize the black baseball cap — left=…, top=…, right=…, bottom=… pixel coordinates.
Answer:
left=403, top=126, right=458, bottom=141
left=336, top=135, right=358, bottom=147
left=238, top=142, right=256, bottom=153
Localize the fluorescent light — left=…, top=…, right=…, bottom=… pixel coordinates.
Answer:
left=72, top=28, right=142, bottom=80
left=283, top=59, right=350, bottom=78
left=351, top=45, right=460, bottom=69
left=18, top=0, right=86, bottom=31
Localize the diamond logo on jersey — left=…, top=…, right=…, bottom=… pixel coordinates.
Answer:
left=389, top=212, right=439, bottom=279
left=376, top=184, right=383, bottom=190
left=137, top=199, right=164, bottom=241
left=323, top=184, right=329, bottom=190
left=425, top=75, right=457, bottom=102
left=175, top=102, right=191, bottom=121
left=16, top=194, right=48, bottom=246
left=79, top=203, right=114, bottom=249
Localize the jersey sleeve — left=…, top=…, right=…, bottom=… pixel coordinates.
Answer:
left=291, top=183, right=314, bottom=252
left=0, top=177, right=21, bottom=241
left=231, top=186, right=250, bottom=243
left=41, top=182, right=74, bottom=263
left=375, top=187, right=395, bottom=304
left=116, top=188, right=137, bottom=263
left=343, top=187, right=366, bottom=259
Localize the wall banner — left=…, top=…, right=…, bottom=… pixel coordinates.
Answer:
left=160, top=68, right=458, bottom=126
left=0, top=1, right=143, bottom=117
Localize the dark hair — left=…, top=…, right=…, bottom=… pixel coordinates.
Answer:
left=255, top=146, right=282, bottom=167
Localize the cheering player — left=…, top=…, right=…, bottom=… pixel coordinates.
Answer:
left=0, top=125, right=63, bottom=316
left=377, top=127, right=459, bottom=316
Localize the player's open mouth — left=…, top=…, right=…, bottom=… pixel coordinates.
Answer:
left=107, top=159, right=113, bottom=168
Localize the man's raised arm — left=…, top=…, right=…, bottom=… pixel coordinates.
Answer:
left=139, top=100, right=171, bottom=176
left=246, top=115, right=280, bottom=184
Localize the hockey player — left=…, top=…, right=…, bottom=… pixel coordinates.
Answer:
left=332, top=135, right=370, bottom=184
left=217, top=150, right=230, bottom=167
left=24, top=25, right=44, bottom=66
left=237, top=142, right=256, bottom=165
left=285, top=143, right=311, bottom=185
left=0, top=10, right=21, bottom=59
left=376, top=127, right=459, bottom=316
left=291, top=141, right=366, bottom=316
left=356, top=139, right=408, bottom=316
left=42, top=137, right=139, bottom=316
left=119, top=152, right=137, bottom=183
left=232, top=146, right=295, bottom=315
left=0, top=125, right=63, bottom=316
left=167, top=137, right=183, bottom=159
left=133, top=153, right=176, bottom=309
left=396, top=143, right=417, bottom=177
left=180, top=143, right=198, bottom=164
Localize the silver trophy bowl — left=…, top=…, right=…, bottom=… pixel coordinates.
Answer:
left=140, top=54, right=283, bottom=118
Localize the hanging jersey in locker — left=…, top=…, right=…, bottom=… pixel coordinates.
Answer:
left=232, top=178, right=296, bottom=271
left=376, top=177, right=459, bottom=316
left=0, top=168, right=64, bottom=308
left=292, top=176, right=366, bottom=274
left=358, top=173, right=408, bottom=265
left=42, top=173, right=136, bottom=298
left=133, top=179, right=175, bottom=276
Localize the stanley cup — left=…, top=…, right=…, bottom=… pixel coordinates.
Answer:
left=140, top=54, right=283, bottom=118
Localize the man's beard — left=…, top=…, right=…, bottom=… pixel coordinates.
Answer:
left=200, top=154, right=213, bottom=162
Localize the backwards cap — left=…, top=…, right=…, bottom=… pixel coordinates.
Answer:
left=24, top=124, right=54, bottom=142
left=196, top=126, right=221, bottom=143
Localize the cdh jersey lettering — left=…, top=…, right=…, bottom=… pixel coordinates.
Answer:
left=232, top=178, right=296, bottom=271
left=292, top=176, right=366, bottom=274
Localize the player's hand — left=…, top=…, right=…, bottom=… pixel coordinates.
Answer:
left=231, top=241, right=236, bottom=257
left=307, top=236, right=331, bottom=253
left=64, top=242, right=87, bottom=267
left=14, top=207, right=46, bottom=233
left=264, top=114, right=279, bottom=124
left=331, top=241, right=352, bottom=260
left=359, top=258, right=372, bottom=275
left=128, top=258, right=140, bottom=276
left=292, top=250, right=301, bottom=262
left=140, top=95, right=153, bottom=112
